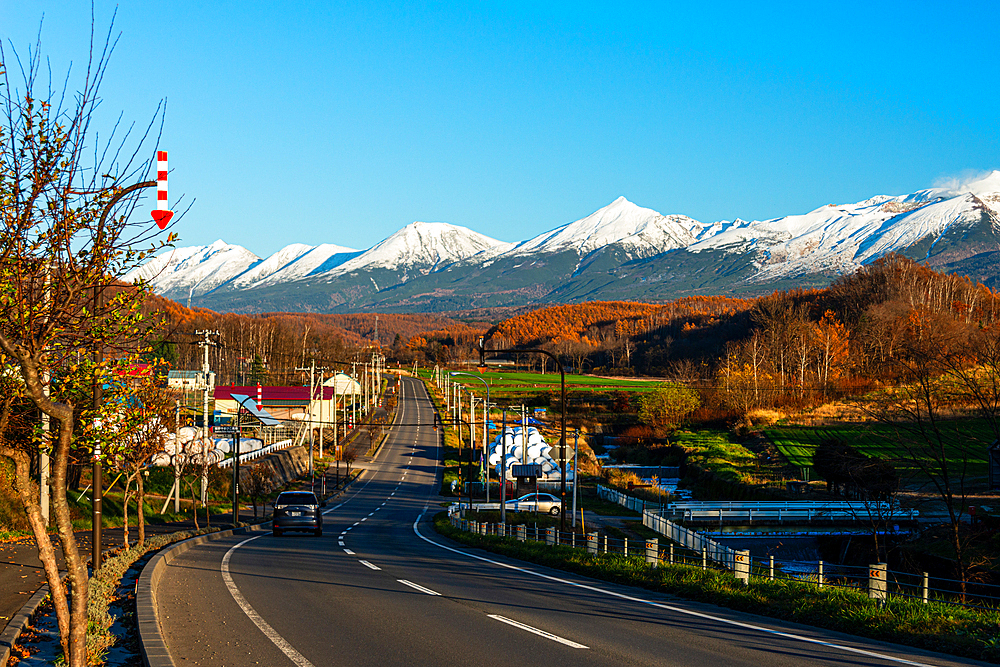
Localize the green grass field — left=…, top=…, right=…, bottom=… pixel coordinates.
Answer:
left=764, top=421, right=992, bottom=477
left=419, top=368, right=657, bottom=392
left=673, top=429, right=759, bottom=483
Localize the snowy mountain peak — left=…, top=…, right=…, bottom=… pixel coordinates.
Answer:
left=124, top=241, right=261, bottom=298
left=322, top=221, right=507, bottom=277
left=513, top=196, right=702, bottom=258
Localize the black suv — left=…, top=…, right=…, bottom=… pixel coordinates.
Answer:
left=272, top=491, right=324, bottom=536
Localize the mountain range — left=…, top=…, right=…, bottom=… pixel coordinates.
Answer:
left=126, top=172, right=1000, bottom=313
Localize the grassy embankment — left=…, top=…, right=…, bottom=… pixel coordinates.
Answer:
left=434, top=513, right=1000, bottom=663
left=764, top=421, right=991, bottom=480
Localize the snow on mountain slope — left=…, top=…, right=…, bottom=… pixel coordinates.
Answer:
left=690, top=178, right=1000, bottom=281
left=124, top=240, right=261, bottom=298
left=509, top=196, right=702, bottom=259
left=322, top=221, right=507, bottom=279
left=229, top=243, right=313, bottom=288
left=235, top=243, right=361, bottom=289
left=906, top=170, right=1000, bottom=213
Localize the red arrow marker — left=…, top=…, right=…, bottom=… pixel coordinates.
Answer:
left=152, top=210, right=174, bottom=229
left=151, top=150, right=173, bottom=229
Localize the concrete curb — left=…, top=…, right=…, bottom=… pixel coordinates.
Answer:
left=137, top=522, right=271, bottom=667
left=0, top=582, right=52, bottom=666
left=138, top=470, right=366, bottom=667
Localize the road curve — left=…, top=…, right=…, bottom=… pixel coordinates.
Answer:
left=154, top=376, right=991, bottom=667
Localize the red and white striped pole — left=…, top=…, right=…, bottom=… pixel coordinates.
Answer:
left=151, top=150, right=174, bottom=229
left=256, top=382, right=262, bottom=412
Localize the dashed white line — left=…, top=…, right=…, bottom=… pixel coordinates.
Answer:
left=488, top=614, right=588, bottom=649
left=412, top=516, right=941, bottom=667
left=361, top=517, right=368, bottom=522
left=359, top=560, right=381, bottom=571
left=343, top=548, right=355, bottom=555
left=397, top=579, right=441, bottom=596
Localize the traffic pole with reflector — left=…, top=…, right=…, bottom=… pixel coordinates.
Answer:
left=869, top=563, right=887, bottom=602
left=151, top=150, right=174, bottom=229
left=734, top=550, right=750, bottom=585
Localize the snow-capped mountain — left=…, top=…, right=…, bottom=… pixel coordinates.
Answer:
left=509, top=196, right=702, bottom=259
left=325, top=222, right=508, bottom=279
left=690, top=170, right=1000, bottom=282
left=125, top=240, right=261, bottom=300
left=128, top=221, right=507, bottom=305
left=129, top=171, right=1000, bottom=313
left=230, top=243, right=361, bottom=290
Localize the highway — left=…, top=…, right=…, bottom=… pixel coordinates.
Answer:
left=154, top=376, right=989, bottom=667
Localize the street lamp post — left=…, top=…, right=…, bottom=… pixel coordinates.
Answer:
left=478, top=339, right=568, bottom=531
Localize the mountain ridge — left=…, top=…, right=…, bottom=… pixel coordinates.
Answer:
left=125, top=171, right=1000, bottom=312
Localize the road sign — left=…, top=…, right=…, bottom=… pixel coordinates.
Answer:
left=214, top=425, right=239, bottom=435
left=511, top=464, right=542, bottom=479
left=151, top=150, right=174, bottom=229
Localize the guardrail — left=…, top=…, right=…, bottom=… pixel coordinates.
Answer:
left=643, top=510, right=736, bottom=568
left=664, top=500, right=918, bottom=522
left=449, top=512, right=1000, bottom=610
left=217, top=439, right=294, bottom=469
left=598, top=485, right=734, bottom=567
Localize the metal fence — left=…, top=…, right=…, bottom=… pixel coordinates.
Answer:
left=217, top=439, right=294, bottom=468
left=448, top=511, right=1000, bottom=610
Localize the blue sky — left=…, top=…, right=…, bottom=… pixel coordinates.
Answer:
left=3, top=1, right=998, bottom=256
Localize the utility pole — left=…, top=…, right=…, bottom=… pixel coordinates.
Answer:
left=318, top=368, right=325, bottom=459
left=294, top=360, right=317, bottom=478
left=195, top=330, right=220, bottom=503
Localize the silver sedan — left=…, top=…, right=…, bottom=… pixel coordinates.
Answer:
left=504, top=492, right=563, bottom=515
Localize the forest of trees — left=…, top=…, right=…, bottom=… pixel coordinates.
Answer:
left=143, top=254, right=1000, bottom=414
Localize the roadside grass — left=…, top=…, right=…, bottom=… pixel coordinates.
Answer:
left=434, top=513, right=1000, bottom=662
left=68, top=492, right=228, bottom=531
left=577, top=493, right=642, bottom=518
left=421, top=378, right=481, bottom=495
left=763, top=421, right=991, bottom=476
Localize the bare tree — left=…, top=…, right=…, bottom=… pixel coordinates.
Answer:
left=244, top=462, right=276, bottom=518
left=0, top=20, right=173, bottom=664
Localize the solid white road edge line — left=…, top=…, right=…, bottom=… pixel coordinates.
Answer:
left=222, top=535, right=315, bottom=667
left=359, top=560, right=381, bottom=571
left=398, top=579, right=441, bottom=596
left=411, top=515, right=939, bottom=667
left=488, top=614, right=588, bottom=649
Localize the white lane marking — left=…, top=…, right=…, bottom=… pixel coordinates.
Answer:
left=412, top=516, right=938, bottom=667
left=222, top=535, right=315, bottom=667
left=359, top=560, right=381, bottom=571
left=361, top=517, right=368, bottom=522
left=398, top=579, right=441, bottom=596
left=368, top=512, right=374, bottom=517
left=338, top=540, right=345, bottom=546
left=353, top=522, right=360, bottom=526
left=343, top=548, right=355, bottom=555
left=488, top=614, right=588, bottom=649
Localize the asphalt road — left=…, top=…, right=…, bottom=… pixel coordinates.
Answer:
left=155, top=377, right=992, bottom=667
